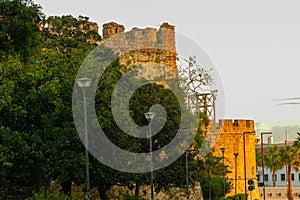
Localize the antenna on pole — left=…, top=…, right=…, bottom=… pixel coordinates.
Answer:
left=285, top=129, right=288, bottom=146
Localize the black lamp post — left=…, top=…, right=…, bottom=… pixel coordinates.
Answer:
left=179, top=128, right=191, bottom=200
left=261, top=132, right=272, bottom=200
left=243, top=131, right=255, bottom=199
left=234, top=152, right=239, bottom=195
left=77, top=77, right=93, bottom=200
left=145, top=112, right=155, bottom=200
left=220, top=147, right=226, bottom=199
left=185, top=148, right=189, bottom=200
left=207, top=140, right=212, bottom=200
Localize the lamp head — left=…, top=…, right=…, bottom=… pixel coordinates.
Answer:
left=220, top=147, right=226, bottom=153
left=144, top=112, right=156, bottom=120
left=77, top=78, right=93, bottom=88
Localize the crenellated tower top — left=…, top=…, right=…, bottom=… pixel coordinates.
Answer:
left=100, top=22, right=177, bottom=81
left=101, top=22, right=176, bottom=62
left=218, top=119, right=255, bottom=133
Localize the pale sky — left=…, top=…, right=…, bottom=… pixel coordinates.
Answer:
left=35, top=0, right=300, bottom=128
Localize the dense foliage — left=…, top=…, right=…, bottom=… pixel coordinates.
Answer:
left=0, top=0, right=44, bottom=61
left=0, top=1, right=230, bottom=199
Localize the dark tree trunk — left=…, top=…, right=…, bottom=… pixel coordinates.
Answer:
left=98, top=186, right=109, bottom=200
left=272, top=171, right=276, bottom=187
left=62, top=180, right=72, bottom=196
left=34, top=165, right=43, bottom=192
left=135, top=180, right=140, bottom=198
left=287, top=165, right=294, bottom=200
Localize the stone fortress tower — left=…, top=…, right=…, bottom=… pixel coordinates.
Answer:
left=101, top=22, right=177, bottom=82
left=211, top=119, right=260, bottom=199
left=100, top=22, right=260, bottom=199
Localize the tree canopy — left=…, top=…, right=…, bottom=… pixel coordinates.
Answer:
left=0, top=2, right=229, bottom=199
left=264, top=145, right=283, bottom=187
left=0, top=0, right=44, bottom=61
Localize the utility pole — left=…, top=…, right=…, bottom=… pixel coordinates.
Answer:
left=285, top=129, right=289, bottom=199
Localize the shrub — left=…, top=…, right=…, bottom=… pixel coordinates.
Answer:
left=26, top=186, right=84, bottom=200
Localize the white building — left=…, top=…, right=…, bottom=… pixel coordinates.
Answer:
left=257, top=166, right=300, bottom=187
left=255, top=136, right=300, bottom=187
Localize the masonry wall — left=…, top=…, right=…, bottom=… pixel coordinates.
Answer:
left=106, top=184, right=203, bottom=200
left=213, top=119, right=260, bottom=199
left=101, top=22, right=177, bottom=82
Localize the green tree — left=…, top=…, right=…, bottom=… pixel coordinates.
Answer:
left=0, top=0, right=44, bottom=61
left=0, top=55, right=51, bottom=194
left=88, top=49, right=228, bottom=199
left=264, top=145, right=283, bottom=186
left=93, top=59, right=188, bottom=198
left=197, top=152, right=231, bottom=200
left=255, top=149, right=262, bottom=167
left=293, top=132, right=300, bottom=147
left=0, top=53, right=86, bottom=197
left=43, top=15, right=101, bottom=52
left=36, top=15, right=100, bottom=195
left=279, top=145, right=300, bottom=200
left=0, top=14, right=100, bottom=197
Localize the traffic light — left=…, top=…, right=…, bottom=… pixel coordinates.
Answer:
left=248, top=179, right=254, bottom=191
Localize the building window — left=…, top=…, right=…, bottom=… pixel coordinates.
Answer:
left=281, top=174, right=285, bottom=181
left=298, top=173, right=300, bottom=181
left=264, top=174, right=269, bottom=182
left=257, top=175, right=260, bottom=182
left=292, top=174, right=294, bottom=181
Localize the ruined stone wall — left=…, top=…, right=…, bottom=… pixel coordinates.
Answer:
left=101, top=22, right=177, bottom=82
left=106, top=184, right=203, bottom=200
left=213, top=119, right=259, bottom=199
left=102, top=22, right=125, bottom=39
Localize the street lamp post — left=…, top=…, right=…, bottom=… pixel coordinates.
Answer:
left=208, top=160, right=211, bottom=200
left=185, top=149, right=189, bottom=200
left=180, top=129, right=190, bottom=200
left=261, top=132, right=272, bottom=200
left=234, top=153, right=239, bottom=195
left=243, top=132, right=247, bottom=199
left=77, top=78, right=93, bottom=200
left=145, top=112, right=156, bottom=200
left=220, top=147, right=226, bottom=199
left=206, top=140, right=212, bottom=200
left=243, top=131, right=255, bottom=199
